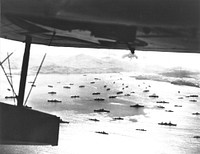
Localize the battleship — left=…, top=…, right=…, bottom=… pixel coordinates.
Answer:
left=94, top=108, right=110, bottom=113
left=158, top=122, right=177, bottom=126
left=130, top=104, right=145, bottom=108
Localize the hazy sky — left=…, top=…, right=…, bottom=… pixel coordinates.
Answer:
left=1, top=38, right=200, bottom=72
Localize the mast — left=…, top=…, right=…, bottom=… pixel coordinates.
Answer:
left=17, top=36, right=32, bottom=107
left=0, top=53, right=17, bottom=98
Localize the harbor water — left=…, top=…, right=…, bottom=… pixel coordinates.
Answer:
left=0, top=72, right=200, bottom=154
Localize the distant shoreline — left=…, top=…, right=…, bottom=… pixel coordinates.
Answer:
left=131, top=75, right=200, bottom=88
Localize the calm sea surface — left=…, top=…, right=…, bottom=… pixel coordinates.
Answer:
left=0, top=73, right=200, bottom=154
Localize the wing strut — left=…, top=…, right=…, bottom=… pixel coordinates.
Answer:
left=24, top=53, right=46, bottom=106
left=17, top=36, right=32, bottom=107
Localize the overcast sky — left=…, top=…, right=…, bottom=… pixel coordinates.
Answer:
left=1, top=38, right=200, bottom=72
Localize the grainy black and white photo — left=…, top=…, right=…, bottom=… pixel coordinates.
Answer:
left=0, top=0, right=200, bottom=153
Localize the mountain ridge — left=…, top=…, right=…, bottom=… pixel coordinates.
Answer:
left=30, top=54, right=134, bottom=74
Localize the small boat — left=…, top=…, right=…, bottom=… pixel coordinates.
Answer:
left=92, top=92, right=101, bottom=95
left=156, top=101, right=169, bottom=104
left=136, top=129, right=147, bottom=131
left=95, top=131, right=109, bottom=135
left=143, top=90, right=150, bottom=92
left=113, top=117, right=124, bottom=120
left=109, top=96, right=117, bottom=99
left=24, top=105, right=32, bottom=109
left=94, top=98, right=105, bottom=101
left=188, top=94, right=198, bottom=97
left=106, top=88, right=111, bottom=91
left=130, top=91, right=135, bottom=93
left=63, top=86, right=71, bottom=89
left=90, top=81, right=95, bottom=84
left=5, top=96, right=16, bottom=99
left=47, top=99, right=62, bottom=103
left=104, top=85, right=107, bottom=88
left=116, top=91, right=123, bottom=95
left=165, top=110, right=174, bottom=112
left=125, top=86, right=129, bottom=88
left=192, top=112, right=200, bottom=115
left=94, top=78, right=100, bottom=80
left=158, top=122, right=177, bottom=126
left=174, top=105, right=182, bottom=107
left=48, top=85, right=53, bottom=88
left=193, top=136, right=200, bottom=139
left=130, top=104, right=144, bottom=108
left=71, top=95, right=80, bottom=98
left=79, top=85, right=85, bottom=88
left=59, top=119, right=70, bottom=124
left=69, top=83, right=74, bottom=85
left=124, top=94, right=131, bottom=96
left=89, top=118, right=100, bottom=122
left=189, top=99, right=197, bottom=102
left=157, top=105, right=165, bottom=109
left=48, top=91, right=57, bottom=95
left=94, top=108, right=110, bottom=113
left=178, top=97, right=184, bottom=99
left=149, top=94, right=159, bottom=98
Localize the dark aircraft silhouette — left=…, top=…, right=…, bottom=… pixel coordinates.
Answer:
left=0, top=0, right=199, bottom=146
left=1, top=0, right=199, bottom=53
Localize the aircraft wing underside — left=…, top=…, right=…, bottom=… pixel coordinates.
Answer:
left=1, top=0, right=200, bottom=53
